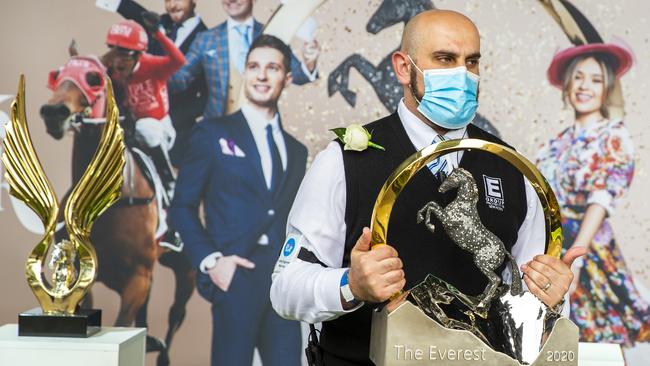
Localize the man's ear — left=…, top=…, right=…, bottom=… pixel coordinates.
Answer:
left=284, top=71, right=293, bottom=88
left=392, top=51, right=412, bottom=87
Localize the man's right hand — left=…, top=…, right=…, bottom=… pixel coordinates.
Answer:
left=207, top=255, right=255, bottom=292
left=348, top=227, right=405, bottom=303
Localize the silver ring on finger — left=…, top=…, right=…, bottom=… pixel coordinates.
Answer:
left=542, top=282, right=551, bottom=292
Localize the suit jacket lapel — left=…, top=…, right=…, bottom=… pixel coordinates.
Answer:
left=227, top=111, right=269, bottom=196
left=253, top=20, right=263, bottom=39
left=179, top=20, right=207, bottom=53
left=272, top=118, right=293, bottom=198
left=216, top=22, right=229, bottom=105
left=274, top=131, right=299, bottom=201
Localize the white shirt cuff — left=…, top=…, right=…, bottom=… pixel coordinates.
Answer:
left=300, top=62, right=318, bottom=82
left=95, top=0, right=121, bottom=12
left=587, top=190, right=614, bottom=216
left=199, top=252, right=223, bottom=274
left=321, top=268, right=364, bottom=313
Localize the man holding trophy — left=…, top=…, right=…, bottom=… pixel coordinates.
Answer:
left=271, top=9, right=587, bottom=365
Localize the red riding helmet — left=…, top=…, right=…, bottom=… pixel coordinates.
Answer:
left=47, top=56, right=107, bottom=118
left=106, top=20, right=148, bottom=52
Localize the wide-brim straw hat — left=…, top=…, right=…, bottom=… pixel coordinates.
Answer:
left=547, top=41, right=633, bottom=88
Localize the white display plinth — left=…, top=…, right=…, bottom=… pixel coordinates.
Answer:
left=578, top=342, right=624, bottom=366
left=0, top=324, right=145, bottom=366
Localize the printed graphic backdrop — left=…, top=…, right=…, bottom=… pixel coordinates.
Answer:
left=1, top=0, right=649, bottom=364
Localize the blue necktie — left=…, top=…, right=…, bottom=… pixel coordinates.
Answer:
left=428, top=135, right=449, bottom=181
left=235, top=24, right=251, bottom=73
left=266, top=124, right=283, bottom=193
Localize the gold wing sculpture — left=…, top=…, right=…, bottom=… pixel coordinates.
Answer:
left=2, top=75, right=124, bottom=314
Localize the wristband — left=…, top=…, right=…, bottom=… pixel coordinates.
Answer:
left=340, top=270, right=360, bottom=305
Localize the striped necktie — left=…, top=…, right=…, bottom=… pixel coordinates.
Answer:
left=428, top=134, right=450, bottom=181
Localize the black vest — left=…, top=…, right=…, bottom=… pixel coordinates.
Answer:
left=320, top=113, right=528, bottom=365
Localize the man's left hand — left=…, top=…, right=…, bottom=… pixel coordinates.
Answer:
left=521, top=246, right=588, bottom=308
left=302, top=40, right=320, bottom=73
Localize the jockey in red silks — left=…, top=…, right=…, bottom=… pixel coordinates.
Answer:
left=44, top=49, right=184, bottom=250
left=103, top=18, right=185, bottom=201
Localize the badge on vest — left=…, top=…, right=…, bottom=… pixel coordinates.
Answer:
left=483, top=175, right=504, bottom=211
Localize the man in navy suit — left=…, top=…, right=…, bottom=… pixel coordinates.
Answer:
left=168, top=0, right=320, bottom=121
left=170, top=35, right=307, bottom=365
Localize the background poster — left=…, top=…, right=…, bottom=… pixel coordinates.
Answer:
left=0, top=0, right=649, bottom=364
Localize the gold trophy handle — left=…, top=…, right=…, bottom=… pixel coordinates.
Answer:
left=369, top=139, right=563, bottom=298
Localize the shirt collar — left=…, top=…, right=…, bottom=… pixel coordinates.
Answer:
left=241, top=102, right=280, bottom=132
left=397, top=98, right=466, bottom=151
left=178, top=14, right=201, bottom=30
left=227, top=16, right=254, bottom=31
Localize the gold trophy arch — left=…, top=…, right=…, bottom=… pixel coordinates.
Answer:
left=369, top=139, right=563, bottom=266
left=2, top=75, right=124, bottom=317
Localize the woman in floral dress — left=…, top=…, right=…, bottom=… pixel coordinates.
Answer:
left=536, top=42, right=650, bottom=346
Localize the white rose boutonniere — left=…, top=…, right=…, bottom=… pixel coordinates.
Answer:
left=331, top=124, right=385, bottom=152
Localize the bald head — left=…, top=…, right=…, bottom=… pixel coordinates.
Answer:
left=392, top=9, right=482, bottom=131
left=401, top=10, right=480, bottom=58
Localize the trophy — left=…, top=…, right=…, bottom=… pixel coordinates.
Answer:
left=368, top=139, right=578, bottom=365
left=2, top=75, right=125, bottom=337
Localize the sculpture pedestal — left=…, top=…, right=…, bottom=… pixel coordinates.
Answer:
left=0, top=324, right=145, bottom=366
left=370, top=301, right=579, bottom=366
left=18, top=307, right=101, bottom=337
left=578, top=342, right=625, bottom=366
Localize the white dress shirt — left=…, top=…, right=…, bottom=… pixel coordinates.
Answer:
left=227, top=16, right=255, bottom=74
left=170, top=14, right=202, bottom=48
left=270, top=99, right=568, bottom=324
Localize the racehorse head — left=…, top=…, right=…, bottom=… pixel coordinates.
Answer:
left=41, top=56, right=107, bottom=140
left=366, top=0, right=434, bottom=34
left=438, top=168, right=476, bottom=196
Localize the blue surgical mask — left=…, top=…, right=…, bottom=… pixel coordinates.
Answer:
left=408, top=55, right=479, bottom=130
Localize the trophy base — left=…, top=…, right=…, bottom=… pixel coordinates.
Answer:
left=18, top=308, right=102, bottom=338
left=370, top=301, right=579, bottom=366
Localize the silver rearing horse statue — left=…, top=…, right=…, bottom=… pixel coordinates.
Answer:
left=417, top=168, right=523, bottom=310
